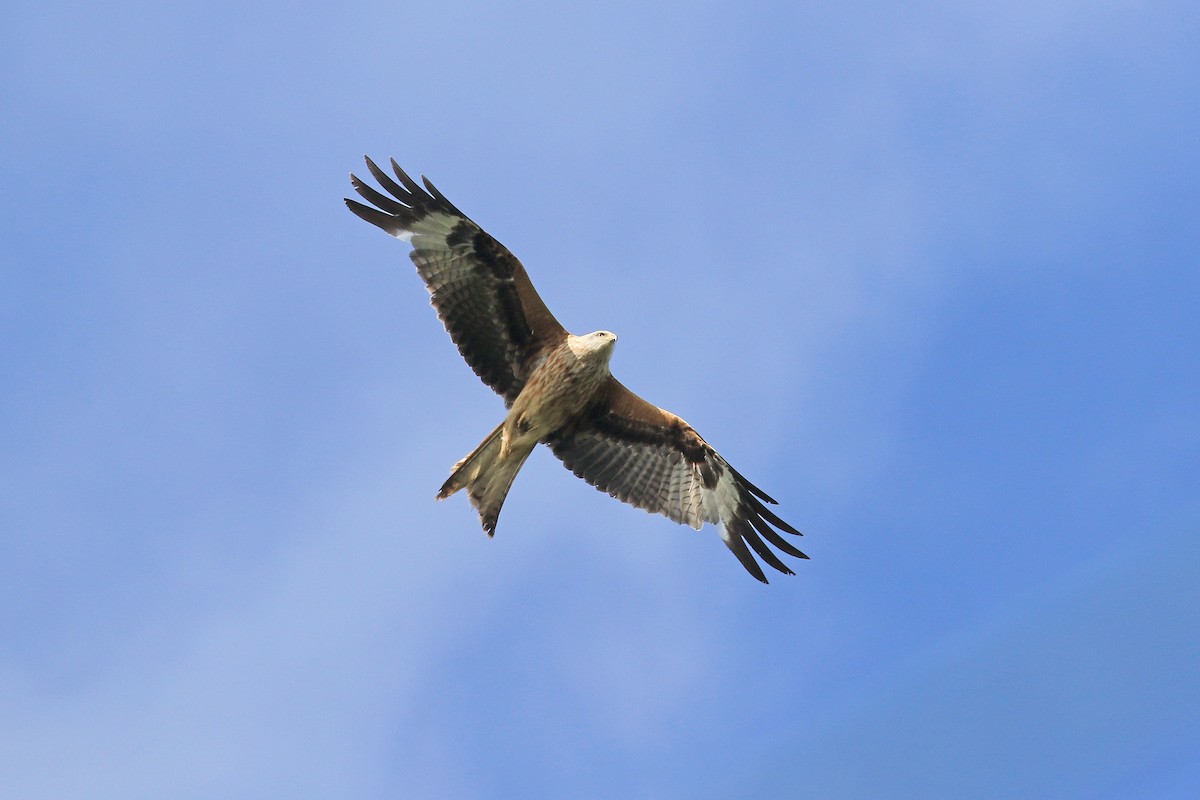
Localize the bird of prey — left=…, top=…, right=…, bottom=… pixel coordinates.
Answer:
left=345, top=158, right=806, bottom=582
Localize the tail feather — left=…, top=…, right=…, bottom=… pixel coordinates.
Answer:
left=437, top=423, right=503, bottom=501
left=437, top=423, right=534, bottom=536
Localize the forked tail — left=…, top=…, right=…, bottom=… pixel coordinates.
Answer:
left=437, top=423, right=534, bottom=536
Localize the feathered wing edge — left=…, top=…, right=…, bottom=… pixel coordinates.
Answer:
left=344, top=156, right=468, bottom=235
left=717, top=465, right=808, bottom=583
left=548, top=379, right=806, bottom=583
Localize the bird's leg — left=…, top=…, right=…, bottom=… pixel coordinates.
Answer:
left=499, top=413, right=534, bottom=460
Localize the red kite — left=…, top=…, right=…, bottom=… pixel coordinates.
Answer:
left=346, top=158, right=806, bottom=581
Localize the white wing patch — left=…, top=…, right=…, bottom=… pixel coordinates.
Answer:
left=391, top=210, right=460, bottom=247
left=703, top=463, right=744, bottom=528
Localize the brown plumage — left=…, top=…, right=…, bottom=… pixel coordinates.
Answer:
left=345, top=157, right=806, bottom=582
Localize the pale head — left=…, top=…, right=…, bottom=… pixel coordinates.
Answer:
left=567, top=330, right=619, bottom=363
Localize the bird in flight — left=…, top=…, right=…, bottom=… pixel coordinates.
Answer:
left=345, top=158, right=806, bottom=582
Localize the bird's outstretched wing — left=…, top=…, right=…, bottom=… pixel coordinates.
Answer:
left=346, top=157, right=566, bottom=404
left=547, top=378, right=806, bottom=582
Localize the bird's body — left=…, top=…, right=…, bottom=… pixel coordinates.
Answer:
left=438, top=331, right=618, bottom=534
left=504, top=331, right=617, bottom=455
left=345, top=158, right=807, bottom=582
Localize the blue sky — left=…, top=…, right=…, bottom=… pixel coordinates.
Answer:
left=2, top=1, right=1198, bottom=797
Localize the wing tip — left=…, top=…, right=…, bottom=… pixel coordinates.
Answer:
left=350, top=156, right=470, bottom=222
left=719, top=465, right=807, bottom=581
left=345, top=197, right=399, bottom=234
left=728, top=464, right=781, bottom=505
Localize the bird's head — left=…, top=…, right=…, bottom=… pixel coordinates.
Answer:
left=575, top=330, right=618, bottom=363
